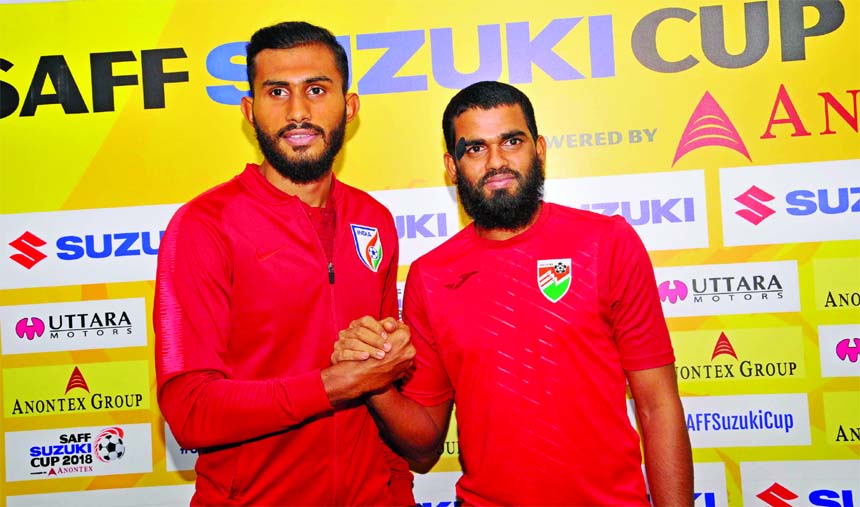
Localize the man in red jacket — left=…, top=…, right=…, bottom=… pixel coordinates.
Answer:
left=154, top=21, right=415, bottom=506
left=335, top=81, right=694, bottom=506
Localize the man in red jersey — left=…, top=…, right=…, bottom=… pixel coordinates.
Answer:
left=334, top=81, right=694, bottom=505
left=154, top=21, right=415, bottom=506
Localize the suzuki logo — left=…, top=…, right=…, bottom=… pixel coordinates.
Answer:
left=836, top=337, right=860, bottom=363
left=9, top=231, right=47, bottom=269
left=658, top=280, right=688, bottom=303
left=735, top=185, right=777, bottom=225
left=757, top=482, right=798, bottom=507
left=15, top=317, right=45, bottom=340
left=673, top=91, right=751, bottom=166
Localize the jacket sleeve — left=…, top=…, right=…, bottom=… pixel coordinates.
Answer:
left=154, top=204, right=333, bottom=449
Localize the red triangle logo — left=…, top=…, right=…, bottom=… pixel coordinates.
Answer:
left=673, top=91, right=751, bottom=166
left=711, top=332, right=739, bottom=361
left=65, top=366, right=90, bottom=394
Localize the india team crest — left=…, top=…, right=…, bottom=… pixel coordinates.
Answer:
left=537, top=259, right=571, bottom=303
left=350, top=224, right=383, bottom=272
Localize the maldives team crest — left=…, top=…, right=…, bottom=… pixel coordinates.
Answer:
left=350, top=224, right=383, bottom=272
left=537, top=259, right=571, bottom=303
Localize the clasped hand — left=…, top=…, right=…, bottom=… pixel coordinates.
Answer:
left=332, top=316, right=416, bottom=392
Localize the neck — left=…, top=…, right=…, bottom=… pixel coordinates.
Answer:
left=474, top=203, right=542, bottom=241
left=259, top=161, right=333, bottom=207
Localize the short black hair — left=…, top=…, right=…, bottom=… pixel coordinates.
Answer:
left=442, top=81, right=538, bottom=156
left=246, top=21, right=349, bottom=95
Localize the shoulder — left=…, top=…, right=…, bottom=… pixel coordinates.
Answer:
left=166, top=175, right=243, bottom=236
left=336, top=180, right=395, bottom=223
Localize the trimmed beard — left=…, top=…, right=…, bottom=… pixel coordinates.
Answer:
left=456, top=155, right=545, bottom=231
left=254, top=113, right=347, bottom=184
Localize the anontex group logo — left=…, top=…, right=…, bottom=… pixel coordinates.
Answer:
left=675, top=331, right=800, bottom=382
left=655, top=261, right=800, bottom=318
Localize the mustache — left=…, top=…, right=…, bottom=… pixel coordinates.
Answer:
left=277, top=122, right=325, bottom=138
left=478, top=168, right=521, bottom=188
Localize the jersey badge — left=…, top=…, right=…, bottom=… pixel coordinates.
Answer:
left=350, top=224, right=383, bottom=272
left=537, top=258, right=571, bottom=303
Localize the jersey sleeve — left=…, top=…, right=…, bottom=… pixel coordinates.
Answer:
left=603, top=216, right=675, bottom=371
left=376, top=213, right=415, bottom=506
left=400, top=261, right=455, bottom=407
left=154, top=204, right=332, bottom=449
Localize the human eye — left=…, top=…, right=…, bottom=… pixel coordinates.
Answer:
left=465, top=144, right=485, bottom=155
left=504, top=137, right=524, bottom=147
left=270, top=87, right=288, bottom=98
left=308, top=85, right=326, bottom=96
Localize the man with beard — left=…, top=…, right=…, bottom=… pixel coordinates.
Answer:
left=154, top=22, right=416, bottom=506
left=334, top=81, right=693, bottom=506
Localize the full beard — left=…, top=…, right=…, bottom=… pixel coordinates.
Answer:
left=254, top=114, right=347, bottom=184
left=456, top=155, right=545, bottom=231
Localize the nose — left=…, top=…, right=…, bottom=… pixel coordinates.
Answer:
left=286, top=94, right=310, bottom=123
left=486, top=143, right=508, bottom=171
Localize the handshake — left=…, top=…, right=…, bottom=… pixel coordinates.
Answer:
left=322, top=316, right=416, bottom=404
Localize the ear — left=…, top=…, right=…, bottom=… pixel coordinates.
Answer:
left=240, top=95, right=254, bottom=126
left=345, top=92, right=360, bottom=123
left=443, top=152, right=457, bottom=184
left=536, top=135, right=547, bottom=166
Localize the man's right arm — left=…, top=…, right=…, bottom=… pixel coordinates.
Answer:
left=335, top=316, right=453, bottom=471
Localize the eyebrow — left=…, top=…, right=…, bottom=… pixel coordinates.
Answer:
left=463, top=129, right=529, bottom=146
left=261, top=76, right=334, bottom=87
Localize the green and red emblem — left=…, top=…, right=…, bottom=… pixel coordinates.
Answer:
left=537, top=258, right=571, bottom=303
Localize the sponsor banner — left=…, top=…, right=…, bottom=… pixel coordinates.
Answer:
left=0, top=204, right=179, bottom=290
left=682, top=394, right=810, bottom=448
left=672, top=327, right=805, bottom=388
left=7, top=485, right=193, bottom=506
left=720, top=159, right=860, bottom=247
left=818, top=324, right=860, bottom=378
left=370, top=187, right=460, bottom=266
left=544, top=170, right=708, bottom=251
left=813, top=257, right=860, bottom=312
left=3, top=361, right=149, bottom=418
left=0, top=298, right=147, bottom=355
left=413, top=472, right=460, bottom=506
left=5, top=424, right=152, bottom=482
left=164, top=422, right=197, bottom=472
left=822, top=391, right=860, bottom=446
left=655, top=261, right=800, bottom=317
left=741, top=459, right=860, bottom=507
left=644, top=462, right=728, bottom=506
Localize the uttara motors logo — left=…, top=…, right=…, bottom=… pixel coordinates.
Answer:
left=28, top=427, right=126, bottom=478
left=655, top=261, right=800, bottom=317
left=675, top=332, right=798, bottom=381
left=757, top=482, right=859, bottom=507
left=836, top=338, right=860, bottom=363
left=16, top=310, right=132, bottom=341
left=659, top=274, right=784, bottom=304
left=4, top=361, right=149, bottom=417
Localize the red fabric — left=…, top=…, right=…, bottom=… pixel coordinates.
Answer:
left=301, top=198, right=337, bottom=262
left=401, top=203, right=674, bottom=506
left=155, top=164, right=412, bottom=506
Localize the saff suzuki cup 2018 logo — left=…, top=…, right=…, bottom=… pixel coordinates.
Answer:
left=537, top=259, right=571, bottom=303
left=350, top=224, right=383, bottom=273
